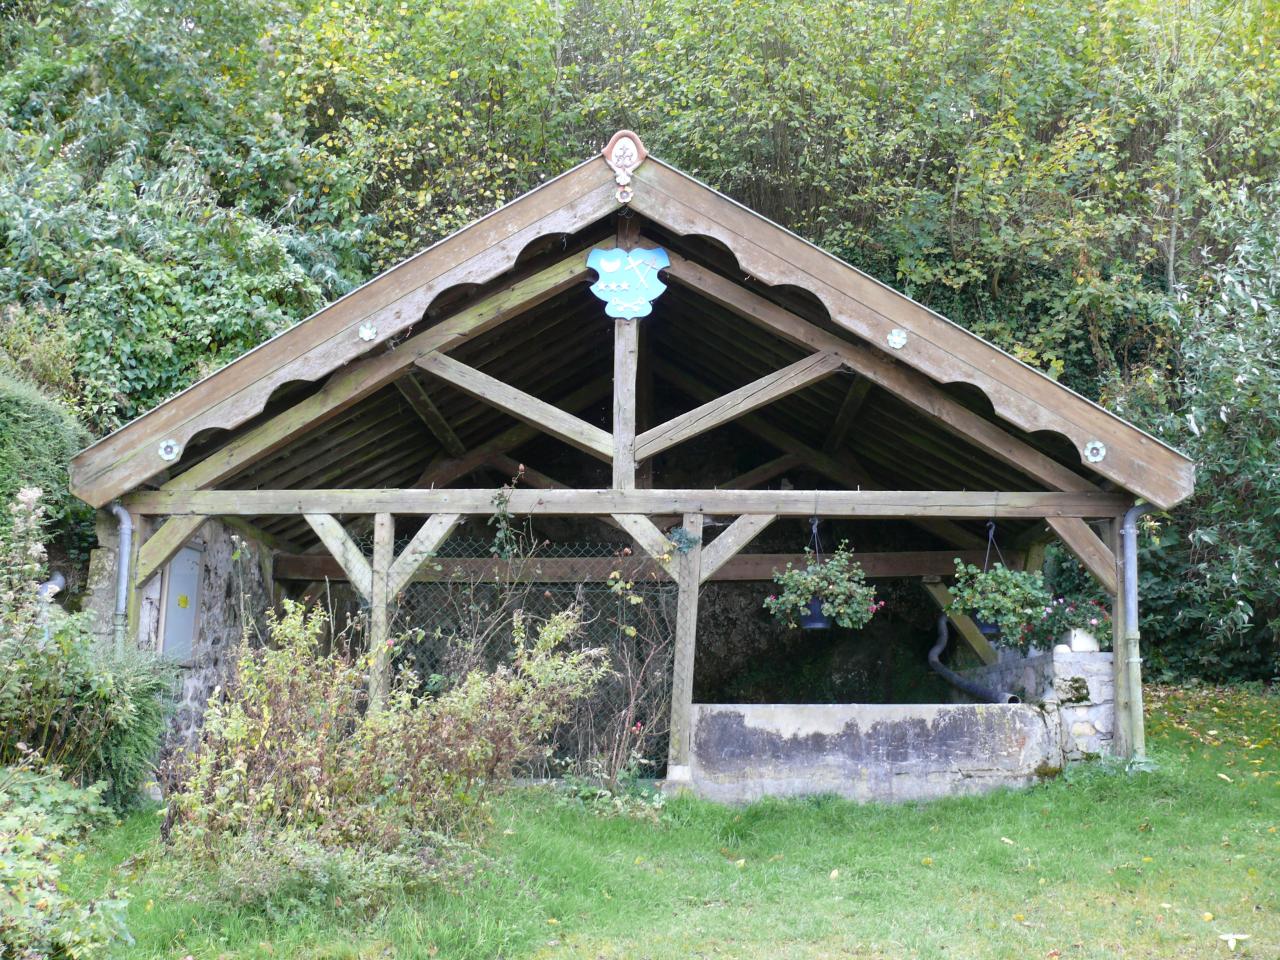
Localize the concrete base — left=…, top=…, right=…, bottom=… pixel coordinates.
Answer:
left=688, top=703, right=1059, bottom=804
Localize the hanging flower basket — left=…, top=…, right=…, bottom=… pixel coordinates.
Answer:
left=765, top=541, right=883, bottom=630
left=948, top=559, right=1112, bottom=653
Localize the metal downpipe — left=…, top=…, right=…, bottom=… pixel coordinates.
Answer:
left=1121, top=505, right=1152, bottom=763
left=928, top=615, right=1020, bottom=704
left=107, top=503, right=132, bottom=654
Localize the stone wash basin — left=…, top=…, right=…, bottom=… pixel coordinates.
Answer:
left=687, top=702, right=1062, bottom=804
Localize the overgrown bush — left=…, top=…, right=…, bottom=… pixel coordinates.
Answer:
left=165, top=600, right=605, bottom=906
left=0, top=372, right=86, bottom=537
left=0, top=761, right=129, bottom=959
left=0, top=490, right=175, bottom=808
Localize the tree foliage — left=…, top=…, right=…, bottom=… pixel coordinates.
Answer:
left=1, top=0, right=1277, bottom=676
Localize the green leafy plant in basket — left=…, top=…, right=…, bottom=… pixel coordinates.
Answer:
left=950, top=560, right=1114, bottom=653
left=765, top=541, right=884, bottom=629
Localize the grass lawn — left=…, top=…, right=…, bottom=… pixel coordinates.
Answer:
left=69, top=684, right=1279, bottom=959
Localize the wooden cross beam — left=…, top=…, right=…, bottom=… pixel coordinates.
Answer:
left=125, top=488, right=1133, bottom=518
left=417, top=352, right=614, bottom=461
left=653, top=358, right=986, bottom=549
left=823, top=376, right=872, bottom=453
left=633, top=352, right=843, bottom=460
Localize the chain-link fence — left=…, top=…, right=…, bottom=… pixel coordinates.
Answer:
left=384, top=535, right=677, bottom=779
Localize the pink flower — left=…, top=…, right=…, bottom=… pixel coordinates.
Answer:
left=1089, top=617, right=1099, bottom=626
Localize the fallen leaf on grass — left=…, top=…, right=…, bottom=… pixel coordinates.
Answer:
left=829, top=869, right=839, bottom=880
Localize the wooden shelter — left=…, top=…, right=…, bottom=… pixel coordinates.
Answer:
left=71, top=132, right=1194, bottom=774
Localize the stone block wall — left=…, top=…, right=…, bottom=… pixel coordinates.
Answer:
left=960, top=648, right=1115, bottom=761
left=84, top=515, right=274, bottom=752
left=687, top=702, right=1060, bottom=803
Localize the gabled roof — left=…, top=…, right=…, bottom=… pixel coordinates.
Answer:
left=71, top=132, right=1194, bottom=511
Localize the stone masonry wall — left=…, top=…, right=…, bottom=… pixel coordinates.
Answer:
left=84, top=515, right=274, bottom=753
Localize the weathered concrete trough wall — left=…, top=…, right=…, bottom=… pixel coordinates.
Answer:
left=688, top=703, right=1059, bottom=803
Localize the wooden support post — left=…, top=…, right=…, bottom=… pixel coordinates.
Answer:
left=636, top=318, right=655, bottom=489
left=123, top=510, right=145, bottom=651
left=1107, top=517, right=1144, bottom=760
left=614, top=318, right=639, bottom=489
left=921, top=578, right=999, bottom=665
left=369, top=513, right=395, bottom=708
left=666, top=513, right=703, bottom=781
left=135, top=514, right=206, bottom=587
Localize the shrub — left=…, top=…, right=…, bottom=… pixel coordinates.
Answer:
left=0, top=491, right=175, bottom=808
left=0, top=372, right=87, bottom=536
left=0, top=761, right=129, bottom=959
left=165, top=600, right=605, bottom=906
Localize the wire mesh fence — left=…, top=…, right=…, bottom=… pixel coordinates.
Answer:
left=386, top=536, right=677, bottom=779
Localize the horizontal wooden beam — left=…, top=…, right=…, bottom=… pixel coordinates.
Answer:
left=634, top=351, right=842, bottom=460
left=125, top=487, right=1133, bottom=518
left=274, top=549, right=1017, bottom=583
left=417, top=352, right=614, bottom=461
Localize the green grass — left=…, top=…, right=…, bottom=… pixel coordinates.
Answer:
left=68, top=685, right=1280, bottom=959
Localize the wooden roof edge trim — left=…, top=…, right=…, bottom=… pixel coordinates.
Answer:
left=70, top=159, right=621, bottom=507
left=632, top=158, right=1194, bottom=508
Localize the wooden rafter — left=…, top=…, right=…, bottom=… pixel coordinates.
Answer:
left=80, top=247, right=602, bottom=506
left=719, top=454, right=803, bottom=489
left=658, top=249, right=1100, bottom=497
left=71, top=161, right=620, bottom=508
left=824, top=377, right=872, bottom=453
left=417, top=352, right=614, bottom=461
left=630, top=167, right=1192, bottom=508
left=634, top=351, right=842, bottom=460
left=125, top=488, right=1133, bottom=518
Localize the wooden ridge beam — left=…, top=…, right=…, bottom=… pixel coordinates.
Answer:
left=125, top=487, right=1133, bottom=518
left=634, top=351, right=842, bottom=460
left=417, top=352, right=614, bottom=461
left=276, top=548, right=1013, bottom=584
left=394, top=375, right=466, bottom=457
